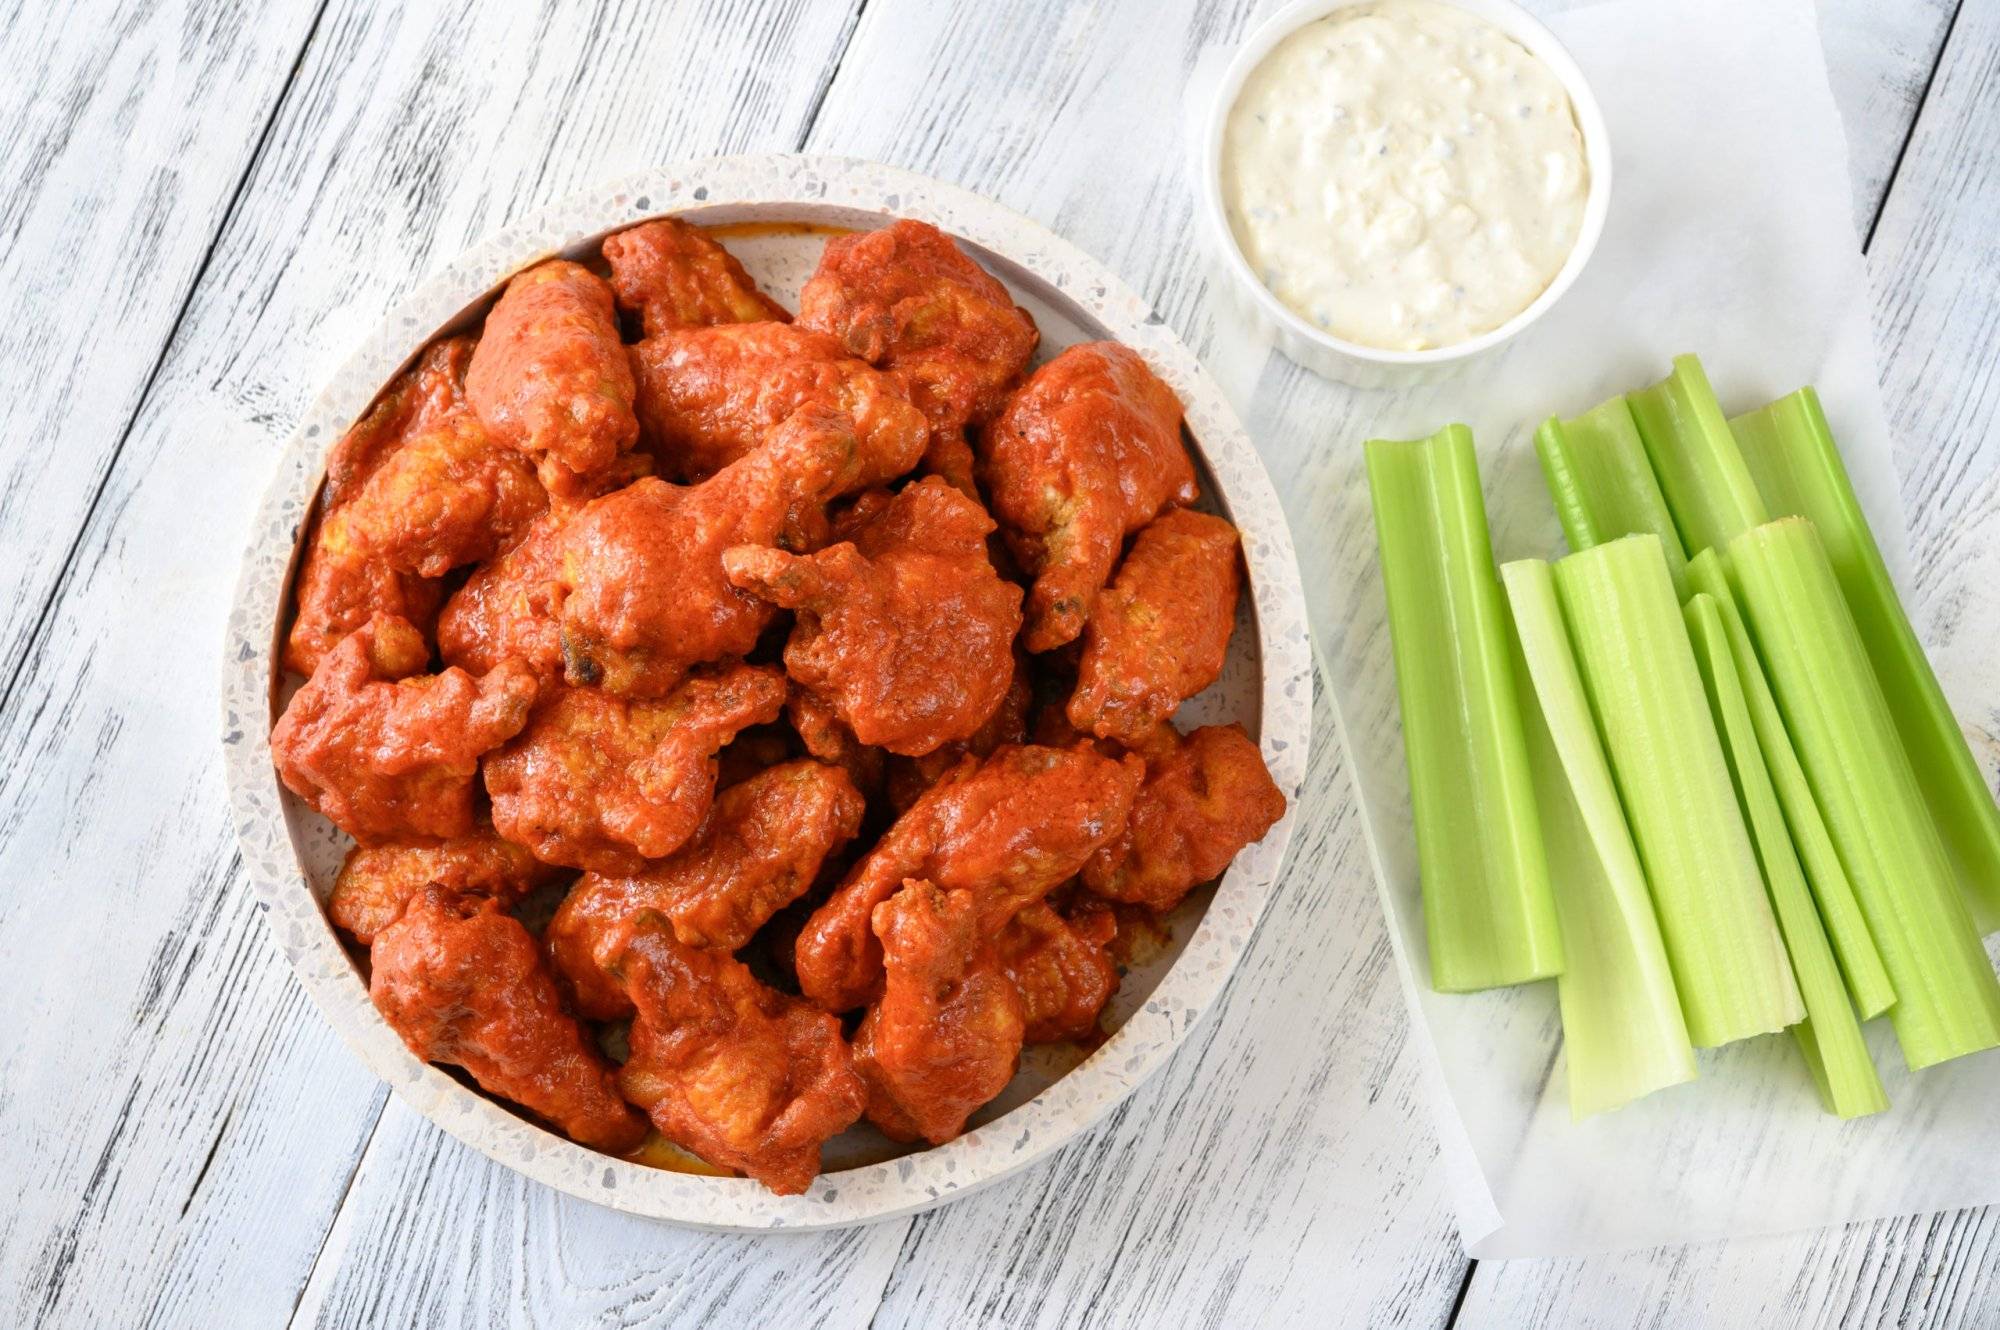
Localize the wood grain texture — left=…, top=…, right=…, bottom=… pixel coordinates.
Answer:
left=288, top=1099, right=906, bottom=1329
left=1459, top=2, right=2000, bottom=1324
left=0, top=0, right=321, bottom=717
left=0, top=1, right=869, bottom=1325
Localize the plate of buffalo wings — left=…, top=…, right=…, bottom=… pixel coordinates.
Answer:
left=223, top=156, right=1312, bottom=1229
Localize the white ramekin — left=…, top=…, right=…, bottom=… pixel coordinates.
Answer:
left=1199, top=0, right=1612, bottom=388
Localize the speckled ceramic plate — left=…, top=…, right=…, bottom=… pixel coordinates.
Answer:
left=221, top=154, right=1312, bottom=1231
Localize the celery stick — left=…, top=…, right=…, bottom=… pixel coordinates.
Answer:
left=1552, top=534, right=1802, bottom=1046
left=1685, top=549, right=1894, bottom=1019
left=1733, top=388, right=2000, bottom=935
left=1687, top=594, right=1887, bottom=1116
left=1504, top=559, right=1696, bottom=1116
left=1535, top=398, right=1690, bottom=597
left=1728, top=518, right=2000, bottom=1069
left=1366, top=426, right=1564, bottom=991
left=1627, top=354, right=1769, bottom=556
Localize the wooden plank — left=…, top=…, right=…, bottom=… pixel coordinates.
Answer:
left=0, top=1, right=875, bottom=1325
left=1817, top=0, right=1957, bottom=235
left=289, top=1099, right=907, bottom=1329
left=1460, top=3, right=2000, bottom=1324
left=0, top=0, right=322, bottom=714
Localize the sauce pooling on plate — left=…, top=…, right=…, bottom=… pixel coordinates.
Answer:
left=1221, top=0, right=1588, bottom=351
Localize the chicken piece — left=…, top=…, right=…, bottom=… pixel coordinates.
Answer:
left=271, top=614, right=537, bottom=845
left=324, top=410, right=547, bottom=579
left=602, top=217, right=789, bottom=337
left=282, top=337, right=482, bottom=675
left=852, top=881, right=1025, bottom=1144
left=797, top=219, right=1038, bottom=485
left=786, top=688, right=886, bottom=802
left=329, top=819, right=566, bottom=945
left=467, top=260, right=639, bottom=497
left=285, top=533, right=442, bottom=678
left=978, top=342, right=1198, bottom=652
left=437, top=510, right=568, bottom=685
left=547, top=760, right=865, bottom=1018
left=795, top=743, right=1144, bottom=1012
left=628, top=321, right=926, bottom=488
left=994, top=896, right=1119, bottom=1044
left=714, top=724, right=800, bottom=789
left=724, top=478, right=1022, bottom=756
left=884, top=649, right=1031, bottom=812
left=1068, top=508, right=1241, bottom=742
left=483, top=663, right=787, bottom=875
left=616, top=921, right=865, bottom=1194
left=1083, top=722, right=1287, bottom=912
left=554, top=405, right=856, bottom=698
left=370, top=886, right=645, bottom=1152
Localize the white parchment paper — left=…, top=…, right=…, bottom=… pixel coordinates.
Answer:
left=1191, top=0, right=2000, bottom=1257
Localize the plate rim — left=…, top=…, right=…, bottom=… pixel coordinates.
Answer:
left=219, top=152, right=1313, bottom=1231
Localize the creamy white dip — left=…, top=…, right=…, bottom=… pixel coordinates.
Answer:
left=1221, top=0, right=1588, bottom=351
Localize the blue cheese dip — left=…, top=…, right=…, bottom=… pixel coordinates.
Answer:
left=1221, top=0, right=1588, bottom=351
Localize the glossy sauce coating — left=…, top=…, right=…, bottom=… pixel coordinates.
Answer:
left=724, top=478, right=1022, bottom=756
left=270, top=614, right=537, bottom=845
left=995, top=896, right=1120, bottom=1044
left=482, top=664, right=787, bottom=875
left=798, top=219, right=1038, bottom=488
left=329, top=819, right=564, bottom=944
left=852, top=881, right=1025, bottom=1143
left=602, top=217, right=791, bottom=337
left=794, top=743, right=1144, bottom=1012
left=978, top=341, right=1198, bottom=651
left=369, top=887, right=645, bottom=1153
left=466, top=260, right=639, bottom=496
left=1083, top=722, right=1288, bottom=912
left=546, top=759, right=865, bottom=1019
left=616, top=922, right=865, bottom=1194
left=628, top=321, right=927, bottom=486
left=1069, top=507, right=1242, bottom=742
left=553, top=404, right=855, bottom=697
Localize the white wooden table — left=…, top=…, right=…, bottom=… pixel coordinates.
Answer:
left=1, top=0, right=1993, bottom=1324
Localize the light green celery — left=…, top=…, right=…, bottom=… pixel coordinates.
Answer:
left=1366, top=426, right=1564, bottom=991
left=1733, top=388, right=2000, bottom=935
left=1728, top=518, right=2000, bottom=1069
left=1627, top=354, right=1769, bottom=555
left=1504, top=559, right=1696, bottom=1117
left=1686, top=594, right=1887, bottom=1117
left=1552, top=533, right=1802, bottom=1046
left=1535, top=399, right=1690, bottom=597
left=1685, top=549, right=1894, bottom=1019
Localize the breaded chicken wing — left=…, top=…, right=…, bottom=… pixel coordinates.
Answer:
left=271, top=614, right=537, bottom=845
left=467, top=260, right=639, bottom=497
left=786, top=688, right=886, bottom=803
left=628, top=321, right=926, bottom=487
left=546, top=760, right=865, bottom=1019
left=794, top=743, right=1143, bottom=1012
left=978, top=342, right=1197, bottom=651
left=437, top=509, right=569, bottom=685
left=482, top=663, right=787, bottom=875
left=797, top=219, right=1038, bottom=488
left=1083, top=722, right=1286, bottom=912
left=603, top=217, right=789, bottom=337
left=554, top=405, right=856, bottom=698
left=370, top=886, right=644, bottom=1152
left=616, top=921, right=865, bottom=1194
left=329, top=818, right=565, bottom=944
left=1068, top=508, right=1241, bottom=742
left=994, top=895, right=1119, bottom=1045
left=852, top=881, right=1025, bottom=1144
left=723, top=477, right=1022, bottom=756
left=283, top=337, right=480, bottom=675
